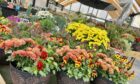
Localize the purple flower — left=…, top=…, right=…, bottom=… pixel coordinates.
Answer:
left=7, top=16, right=21, bottom=23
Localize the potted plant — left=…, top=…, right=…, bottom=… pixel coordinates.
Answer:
left=56, top=45, right=97, bottom=84
left=0, top=38, right=60, bottom=84
left=66, top=22, right=110, bottom=50
left=91, top=53, right=135, bottom=84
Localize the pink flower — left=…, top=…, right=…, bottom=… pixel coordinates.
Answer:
left=23, top=38, right=36, bottom=46
left=13, top=39, right=26, bottom=47
left=12, top=50, right=27, bottom=57
left=32, top=47, right=41, bottom=56
left=26, top=51, right=38, bottom=60
left=26, top=47, right=33, bottom=51
left=4, top=40, right=14, bottom=49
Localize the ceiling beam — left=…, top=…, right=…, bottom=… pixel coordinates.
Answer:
left=136, top=0, right=140, bottom=6
left=60, top=0, right=77, bottom=6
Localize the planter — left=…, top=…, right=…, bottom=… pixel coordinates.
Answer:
left=1, top=5, right=18, bottom=17
left=57, top=72, right=89, bottom=84
left=132, top=43, right=140, bottom=51
left=90, top=77, right=114, bottom=84
left=0, top=48, right=9, bottom=65
left=10, top=63, right=51, bottom=84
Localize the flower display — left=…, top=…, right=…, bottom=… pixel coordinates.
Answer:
left=0, top=8, right=137, bottom=84
left=0, top=38, right=36, bottom=50
left=56, top=45, right=97, bottom=82
left=95, top=53, right=135, bottom=84
left=1, top=38, right=60, bottom=76
left=41, top=33, right=64, bottom=46
left=66, top=22, right=110, bottom=49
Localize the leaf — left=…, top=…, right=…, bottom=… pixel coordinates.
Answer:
left=52, top=70, right=56, bottom=74
left=39, top=71, right=46, bottom=77
left=23, top=67, right=32, bottom=73
left=33, top=69, right=38, bottom=76
left=83, top=76, right=90, bottom=82
left=77, top=72, right=83, bottom=78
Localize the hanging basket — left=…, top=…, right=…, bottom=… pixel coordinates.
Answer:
left=10, top=63, right=51, bottom=84
left=90, top=76, right=114, bottom=84
left=57, top=72, right=89, bottom=84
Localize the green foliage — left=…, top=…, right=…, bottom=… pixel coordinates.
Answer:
left=0, top=32, right=12, bottom=40
left=72, top=14, right=87, bottom=23
left=105, top=23, right=135, bottom=50
left=0, top=0, right=3, bottom=3
left=0, top=17, right=10, bottom=25
left=54, top=15, right=67, bottom=30
left=40, top=17, right=56, bottom=32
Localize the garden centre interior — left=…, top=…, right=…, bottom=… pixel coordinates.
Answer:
left=0, top=0, right=140, bottom=84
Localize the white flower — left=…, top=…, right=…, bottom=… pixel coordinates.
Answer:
left=36, top=11, right=54, bottom=19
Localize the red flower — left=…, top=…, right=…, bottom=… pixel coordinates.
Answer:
left=136, top=37, right=140, bottom=43
left=40, top=51, right=48, bottom=60
left=37, top=61, right=44, bottom=71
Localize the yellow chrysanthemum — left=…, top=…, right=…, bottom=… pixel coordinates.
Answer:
left=66, top=22, right=110, bottom=49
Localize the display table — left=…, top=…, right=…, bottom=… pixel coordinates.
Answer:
left=0, top=74, right=5, bottom=84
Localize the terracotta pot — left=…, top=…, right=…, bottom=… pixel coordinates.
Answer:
left=57, top=72, right=89, bottom=84
left=10, top=63, right=51, bottom=84
left=90, top=76, right=114, bottom=84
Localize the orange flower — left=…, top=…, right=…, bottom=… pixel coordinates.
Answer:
left=101, top=63, right=108, bottom=71
left=92, top=70, right=97, bottom=78
left=109, top=68, right=114, bottom=74
left=75, top=61, right=81, bottom=68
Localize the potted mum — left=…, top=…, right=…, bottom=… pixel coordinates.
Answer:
left=66, top=22, right=110, bottom=50
left=56, top=45, right=97, bottom=84
left=0, top=38, right=60, bottom=84
left=91, top=53, right=135, bottom=84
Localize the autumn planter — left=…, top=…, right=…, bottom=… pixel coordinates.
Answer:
left=0, top=38, right=60, bottom=84
left=56, top=45, right=96, bottom=84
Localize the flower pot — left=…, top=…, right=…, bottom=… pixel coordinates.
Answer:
left=132, top=43, right=140, bottom=51
left=0, top=48, right=9, bottom=65
left=10, top=63, right=51, bottom=84
left=57, top=72, right=89, bottom=84
left=1, top=6, right=18, bottom=17
left=90, top=76, right=114, bottom=84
